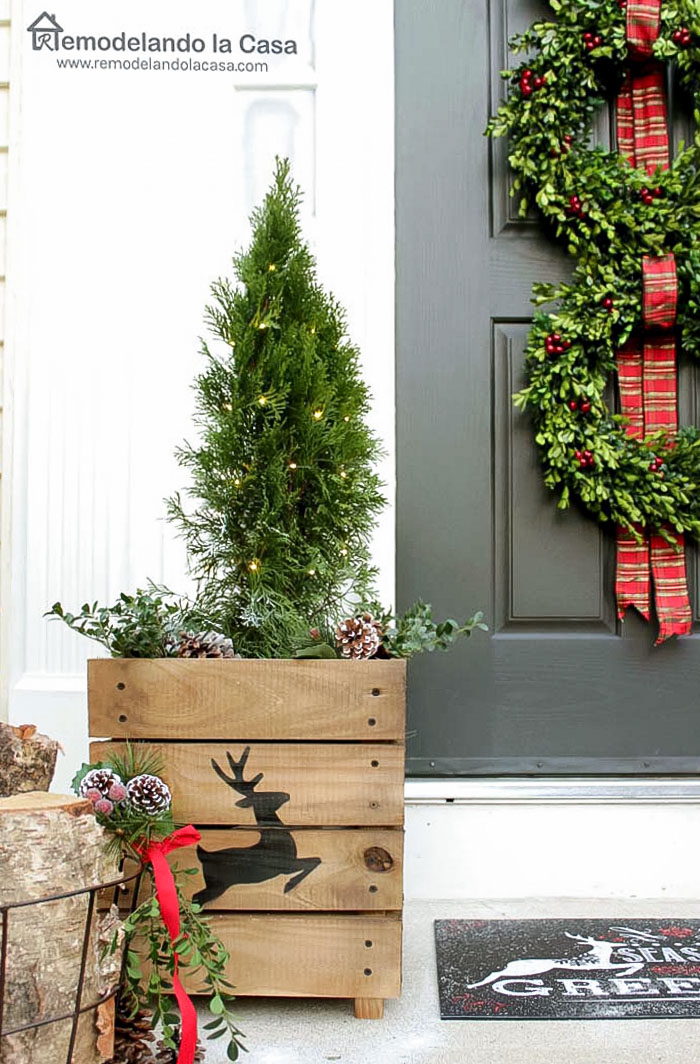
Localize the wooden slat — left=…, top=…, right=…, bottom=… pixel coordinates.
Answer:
left=117, top=828, right=403, bottom=912
left=182, top=913, right=402, bottom=999
left=88, top=658, right=406, bottom=741
left=90, top=741, right=405, bottom=826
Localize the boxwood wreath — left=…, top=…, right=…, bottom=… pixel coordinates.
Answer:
left=487, top=0, right=700, bottom=542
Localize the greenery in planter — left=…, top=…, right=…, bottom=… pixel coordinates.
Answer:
left=49, top=160, right=485, bottom=659
left=46, top=585, right=200, bottom=658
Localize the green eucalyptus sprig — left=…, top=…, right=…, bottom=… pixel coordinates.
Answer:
left=370, top=601, right=487, bottom=658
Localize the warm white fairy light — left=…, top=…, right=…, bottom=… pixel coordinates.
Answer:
left=258, top=395, right=268, bottom=406
left=268, top=263, right=276, bottom=271
left=340, top=469, right=347, bottom=478
left=289, top=462, right=297, bottom=470
left=308, top=569, right=316, bottom=576
left=313, top=409, right=323, bottom=420
left=258, top=322, right=268, bottom=330
left=343, top=415, right=350, bottom=422
left=223, top=402, right=233, bottom=412
left=340, top=547, right=348, bottom=556
left=248, top=560, right=259, bottom=572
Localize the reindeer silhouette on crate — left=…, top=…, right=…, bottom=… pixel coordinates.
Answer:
left=193, top=747, right=322, bottom=907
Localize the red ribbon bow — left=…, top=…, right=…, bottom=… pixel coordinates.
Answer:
left=135, top=825, right=202, bottom=1064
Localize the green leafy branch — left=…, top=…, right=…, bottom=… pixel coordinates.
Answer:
left=114, top=880, right=246, bottom=1061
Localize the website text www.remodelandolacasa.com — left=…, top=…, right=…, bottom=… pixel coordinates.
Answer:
left=56, top=56, right=270, bottom=72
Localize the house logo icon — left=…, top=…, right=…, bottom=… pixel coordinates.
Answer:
left=26, top=12, right=63, bottom=51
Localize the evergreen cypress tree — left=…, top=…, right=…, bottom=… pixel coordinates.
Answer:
left=168, top=159, right=385, bottom=656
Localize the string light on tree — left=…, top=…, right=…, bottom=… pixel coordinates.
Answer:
left=167, top=159, right=386, bottom=657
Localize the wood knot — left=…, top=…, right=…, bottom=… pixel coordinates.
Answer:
left=363, top=846, right=394, bottom=873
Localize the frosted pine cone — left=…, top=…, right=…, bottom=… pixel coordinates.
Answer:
left=126, top=774, right=172, bottom=814
left=177, top=630, right=236, bottom=658
left=336, top=613, right=383, bottom=660
left=79, top=767, right=123, bottom=798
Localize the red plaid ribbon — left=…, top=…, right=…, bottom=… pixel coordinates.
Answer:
left=614, top=0, right=692, bottom=643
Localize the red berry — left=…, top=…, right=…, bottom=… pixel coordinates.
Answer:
left=654, top=187, right=663, bottom=197
left=541, top=74, right=547, bottom=85
left=522, top=85, right=533, bottom=96
left=581, top=401, right=592, bottom=413
left=673, top=29, right=682, bottom=41
left=564, top=135, right=573, bottom=144
left=552, top=333, right=561, bottom=341
left=575, top=450, right=582, bottom=459
left=534, top=76, right=544, bottom=89
left=569, top=400, right=579, bottom=411
left=583, top=32, right=593, bottom=40
left=594, top=36, right=603, bottom=45
left=563, top=340, right=572, bottom=349
left=523, top=68, right=532, bottom=78
left=602, top=296, right=613, bottom=308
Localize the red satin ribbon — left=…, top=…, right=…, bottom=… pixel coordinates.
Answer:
left=136, top=825, right=202, bottom=1064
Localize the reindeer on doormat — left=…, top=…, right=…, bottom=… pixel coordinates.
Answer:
left=193, top=747, right=322, bottom=907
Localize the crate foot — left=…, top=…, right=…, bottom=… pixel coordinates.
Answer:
left=354, top=997, right=385, bottom=1020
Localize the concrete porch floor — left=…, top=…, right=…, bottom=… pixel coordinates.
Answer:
left=200, top=898, right=700, bottom=1064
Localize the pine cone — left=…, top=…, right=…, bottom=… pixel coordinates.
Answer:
left=79, top=767, right=123, bottom=799
left=154, top=1028, right=205, bottom=1063
left=335, top=613, right=383, bottom=660
left=126, top=773, right=172, bottom=814
left=106, top=1001, right=155, bottom=1064
left=177, top=630, right=236, bottom=658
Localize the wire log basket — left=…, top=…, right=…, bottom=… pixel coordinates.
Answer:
left=0, top=867, right=144, bottom=1064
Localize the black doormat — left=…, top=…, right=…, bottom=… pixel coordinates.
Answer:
left=435, top=918, right=700, bottom=1020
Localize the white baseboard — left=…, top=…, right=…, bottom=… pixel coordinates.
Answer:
left=404, top=780, right=700, bottom=900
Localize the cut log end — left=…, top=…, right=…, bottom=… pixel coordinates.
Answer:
left=0, top=722, right=60, bottom=797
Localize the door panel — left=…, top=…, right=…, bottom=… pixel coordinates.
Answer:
left=395, top=0, right=700, bottom=775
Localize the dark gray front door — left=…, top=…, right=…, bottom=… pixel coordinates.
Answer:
left=395, top=0, right=700, bottom=776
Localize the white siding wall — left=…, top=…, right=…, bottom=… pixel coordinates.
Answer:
left=2, top=0, right=395, bottom=791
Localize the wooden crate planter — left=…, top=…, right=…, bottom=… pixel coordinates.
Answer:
left=88, top=658, right=405, bottom=1019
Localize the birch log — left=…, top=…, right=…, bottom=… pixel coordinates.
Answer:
left=0, top=793, right=120, bottom=1064
left=0, top=723, right=60, bottom=797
